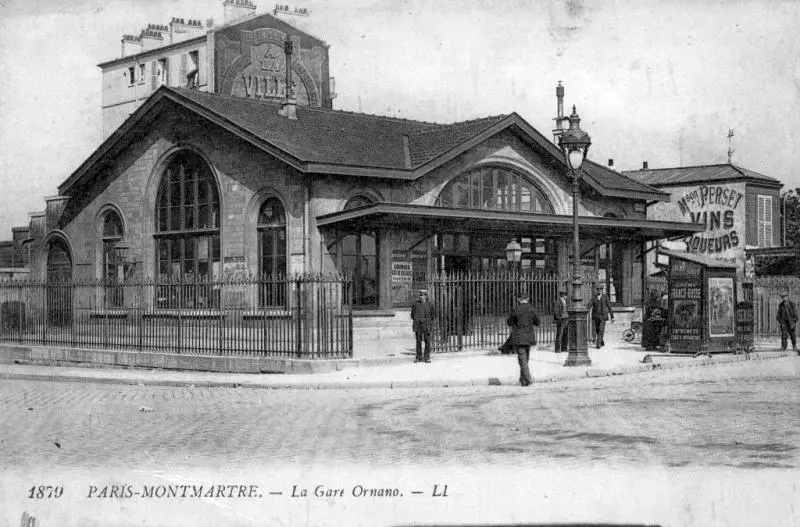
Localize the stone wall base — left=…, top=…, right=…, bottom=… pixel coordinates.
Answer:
left=0, top=344, right=359, bottom=375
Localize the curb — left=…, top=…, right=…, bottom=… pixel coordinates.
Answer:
left=0, top=350, right=795, bottom=390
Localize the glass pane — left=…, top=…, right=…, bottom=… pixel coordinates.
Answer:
left=341, top=235, right=357, bottom=255
left=170, top=206, right=181, bottom=230
left=482, top=169, right=493, bottom=208
left=198, top=204, right=208, bottom=228
left=185, top=237, right=195, bottom=261
left=470, top=172, right=481, bottom=208
left=211, top=236, right=220, bottom=260
left=198, top=179, right=208, bottom=203
left=210, top=204, right=219, bottom=228
left=185, top=178, right=195, bottom=205
left=495, top=170, right=508, bottom=210
left=158, top=239, right=170, bottom=261
left=198, top=260, right=209, bottom=280
left=158, top=208, right=168, bottom=231
left=169, top=180, right=180, bottom=206
left=520, top=185, right=531, bottom=212
left=184, top=206, right=194, bottom=229
left=361, top=233, right=376, bottom=255
left=172, top=239, right=183, bottom=260
left=197, top=236, right=209, bottom=260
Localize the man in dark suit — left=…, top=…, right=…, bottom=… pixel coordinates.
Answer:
left=777, top=291, right=798, bottom=351
left=553, top=290, right=569, bottom=353
left=589, top=284, right=614, bottom=349
left=507, top=292, right=540, bottom=386
left=411, top=289, right=435, bottom=363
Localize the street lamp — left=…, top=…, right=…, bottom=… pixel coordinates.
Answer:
left=504, top=239, right=522, bottom=271
left=559, top=105, right=592, bottom=367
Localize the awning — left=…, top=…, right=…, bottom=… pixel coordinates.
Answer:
left=316, top=203, right=704, bottom=241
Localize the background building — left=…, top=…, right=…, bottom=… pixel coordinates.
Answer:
left=626, top=163, right=783, bottom=277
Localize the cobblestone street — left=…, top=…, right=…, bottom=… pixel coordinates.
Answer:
left=1, top=357, right=798, bottom=472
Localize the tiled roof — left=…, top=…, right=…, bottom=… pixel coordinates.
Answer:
left=174, top=88, right=438, bottom=169
left=582, top=160, right=667, bottom=197
left=623, top=163, right=780, bottom=187
left=406, top=115, right=510, bottom=167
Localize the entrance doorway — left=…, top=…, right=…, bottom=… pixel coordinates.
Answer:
left=46, top=237, right=72, bottom=326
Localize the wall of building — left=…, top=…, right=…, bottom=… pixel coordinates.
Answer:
left=214, top=15, right=330, bottom=108
left=38, top=111, right=307, bottom=291
left=101, top=40, right=208, bottom=137
left=745, top=183, right=781, bottom=248
left=646, top=182, right=748, bottom=273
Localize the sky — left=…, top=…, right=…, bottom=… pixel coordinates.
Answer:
left=1, top=0, right=800, bottom=238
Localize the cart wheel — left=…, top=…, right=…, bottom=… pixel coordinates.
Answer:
left=622, top=329, right=635, bottom=342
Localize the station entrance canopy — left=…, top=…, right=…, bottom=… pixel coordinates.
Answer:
left=317, top=203, right=704, bottom=242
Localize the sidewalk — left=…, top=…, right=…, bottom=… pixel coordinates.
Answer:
left=0, top=339, right=796, bottom=390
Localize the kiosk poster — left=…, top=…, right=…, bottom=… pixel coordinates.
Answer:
left=709, top=277, right=735, bottom=337
left=669, top=260, right=703, bottom=347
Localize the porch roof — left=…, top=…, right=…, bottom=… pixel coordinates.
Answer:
left=316, top=203, right=704, bottom=241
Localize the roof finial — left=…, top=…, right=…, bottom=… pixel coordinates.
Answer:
left=727, top=129, right=735, bottom=164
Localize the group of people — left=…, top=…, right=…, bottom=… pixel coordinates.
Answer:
left=410, top=284, right=616, bottom=386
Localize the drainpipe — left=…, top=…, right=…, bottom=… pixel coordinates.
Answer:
left=304, top=178, right=310, bottom=273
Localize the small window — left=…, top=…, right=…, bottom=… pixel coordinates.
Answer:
left=138, top=63, right=146, bottom=84
left=128, top=66, right=135, bottom=85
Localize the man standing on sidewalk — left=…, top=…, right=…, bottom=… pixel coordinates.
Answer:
left=777, top=291, right=797, bottom=351
left=589, top=284, right=614, bottom=349
left=507, top=292, right=540, bottom=386
left=411, top=290, right=435, bottom=363
left=553, top=290, right=569, bottom=353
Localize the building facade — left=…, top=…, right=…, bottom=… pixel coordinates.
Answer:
left=625, top=164, right=783, bottom=276
left=99, top=1, right=333, bottom=138
left=4, top=4, right=703, bottom=326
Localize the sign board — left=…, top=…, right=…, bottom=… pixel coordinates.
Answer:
left=708, top=277, right=735, bottom=337
left=669, top=259, right=703, bottom=349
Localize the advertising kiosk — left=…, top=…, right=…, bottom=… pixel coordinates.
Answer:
left=661, top=250, right=739, bottom=354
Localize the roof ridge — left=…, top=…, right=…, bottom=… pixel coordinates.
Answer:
left=730, top=164, right=778, bottom=181
left=406, top=114, right=510, bottom=136
left=621, top=162, right=735, bottom=172
left=170, top=87, right=441, bottom=126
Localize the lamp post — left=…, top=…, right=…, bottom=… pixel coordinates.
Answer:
left=559, top=105, right=592, bottom=367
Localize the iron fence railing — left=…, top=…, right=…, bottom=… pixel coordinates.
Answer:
left=0, top=274, right=353, bottom=359
left=428, top=270, right=598, bottom=353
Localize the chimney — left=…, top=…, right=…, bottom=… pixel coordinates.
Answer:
left=552, top=81, right=566, bottom=143
left=273, top=4, right=312, bottom=32
left=278, top=38, right=297, bottom=120
left=121, top=34, right=142, bottom=57
left=169, top=18, right=205, bottom=44
left=607, top=158, right=614, bottom=168
left=642, top=161, right=649, bottom=170
left=140, top=27, right=164, bottom=51
left=223, top=0, right=257, bottom=24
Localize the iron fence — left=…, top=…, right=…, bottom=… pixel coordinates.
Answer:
left=0, top=274, right=353, bottom=359
left=428, top=270, right=598, bottom=353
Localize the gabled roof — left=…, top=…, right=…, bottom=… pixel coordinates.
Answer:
left=58, top=86, right=669, bottom=202
left=624, top=163, right=781, bottom=188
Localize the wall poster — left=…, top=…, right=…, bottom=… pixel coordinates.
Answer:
left=669, top=259, right=703, bottom=347
left=708, top=277, right=735, bottom=337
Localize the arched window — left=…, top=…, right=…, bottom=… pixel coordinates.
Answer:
left=102, top=210, right=124, bottom=307
left=337, top=196, right=378, bottom=307
left=436, top=166, right=553, bottom=214
left=258, top=197, right=287, bottom=307
left=155, top=151, right=220, bottom=308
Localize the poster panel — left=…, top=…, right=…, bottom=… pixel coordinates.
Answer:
left=708, top=277, right=735, bottom=337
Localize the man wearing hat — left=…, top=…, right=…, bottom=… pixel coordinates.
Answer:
left=411, top=289, right=435, bottom=363
left=589, top=284, right=614, bottom=349
left=553, top=290, right=569, bottom=353
left=507, top=291, right=540, bottom=386
left=777, top=291, right=797, bottom=351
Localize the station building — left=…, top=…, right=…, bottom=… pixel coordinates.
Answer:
left=4, top=2, right=703, bottom=321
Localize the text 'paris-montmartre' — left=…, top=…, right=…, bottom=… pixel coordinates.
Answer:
left=84, top=484, right=450, bottom=499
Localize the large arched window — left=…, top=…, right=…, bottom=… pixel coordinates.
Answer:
left=102, top=210, right=124, bottom=307
left=155, top=151, right=220, bottom=308
left=436, top=166, right=553, bottom=214
left=258, top=197, right=287, bottom=307
left=337, top=196, right=378, bottom=307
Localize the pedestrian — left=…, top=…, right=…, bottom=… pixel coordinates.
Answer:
left=553, top=290, right=569, bottom=353
left=411, top=289, right=435, bottom=363
left=776, top=291, right=798, bottom=351
left=589, top=284, right=614, bottom=349
left=507, top=291, right=540, bottom=386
